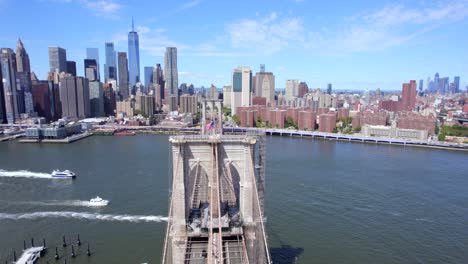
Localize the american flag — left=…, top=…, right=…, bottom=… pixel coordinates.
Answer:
left=206, top=120, right=215, bottom=131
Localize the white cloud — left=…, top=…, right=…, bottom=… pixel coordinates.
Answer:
left=226, top=12, right=304, bottom=55
left=361, top=1, right=468, bottom=27
left=178, top=0, right=202, bottom=11
left=42, top=0, right=122, bottom=18
left=79, top=0, right=122, bottom=18
left=114, top=26, right=190, bottom=56
left=110, top=1, right=468, bottom=61
left=316, top=0, right=468, bottom=54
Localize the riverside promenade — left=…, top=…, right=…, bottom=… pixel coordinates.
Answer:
left=91, top=124, right=468, bottom=151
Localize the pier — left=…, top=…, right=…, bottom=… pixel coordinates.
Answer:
left=18, top=131, right=92, bottom=144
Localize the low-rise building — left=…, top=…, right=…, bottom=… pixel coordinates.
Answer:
left=25, top=123, right=82, bottom=139
left=362, top=125, right=428, bottom=141
left=116, top=100, right=134, bottom=117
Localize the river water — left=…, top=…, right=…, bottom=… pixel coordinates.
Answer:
left=0, top=135, right=467, bottom=263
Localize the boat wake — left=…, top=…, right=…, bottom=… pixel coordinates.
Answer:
left=0, top=170, right=51, bottom=179
left=16, top=200, right=104, bottom=207
left=0, top=211, right=168, bottom=223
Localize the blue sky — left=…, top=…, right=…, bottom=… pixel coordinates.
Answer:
left=0, top=0, right=467, bottom=90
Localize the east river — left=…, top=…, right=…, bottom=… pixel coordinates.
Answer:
left=0, top=135, right=467, bottom=263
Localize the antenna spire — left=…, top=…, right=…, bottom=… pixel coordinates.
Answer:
left=132, top=17, right=134, bottom=31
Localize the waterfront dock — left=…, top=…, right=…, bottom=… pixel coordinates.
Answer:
left=42, top=131, right=92, bottom=143
left=0, top=133, right=24, bottom=142
left=19, top=131, right=92, bottom=144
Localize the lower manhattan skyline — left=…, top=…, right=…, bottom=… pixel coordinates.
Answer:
left=1, top=0, right=467, bottom=90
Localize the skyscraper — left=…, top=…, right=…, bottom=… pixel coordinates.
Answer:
left=84, top=59, right=98, bottom=81
left=254, top=65, right=275, bottom=105
left=401, top=80, right=417, bottom=111
left=298, top=82, right=309, bottom=98
left=0, top=48, right=18, bottom=124
left=419, top=79, right=424, bottom=93
left=31, top=82, right=51, bottom=119
left=164, top=47, right=178, bottom=105
left=128, top=18, right=140, bottom=86
left=454, top=76, right=460, bottom=93
left=76, top=77, right=90, bottom=118
left=86, top=48, right=100, bottom=81
left=153, top=64, right=164, bottom=105
left=231, top=66, right=252, bottom=115
left=66, top=61, right=76, bottom=76
left=285, top=80, right=299, bottom=103
left=223, top=85, right=232, bottom=108
left=59, top=76, right=90, bottom=119
left=432, top=72, right=440, bottom=93
left=327, top=83, right=332, bottom=95
left=89, top=81, right=104, bottom=117
left=440, top=77, right=449, bottom=94
left=48, top=47, right=67, bottom=73
left=117, top=52, right=129, bottom=100
left=0, top=68, right=5, bottom=123
left=104, top=42, right=117, bottom=81
left=144, top=66, right=154, bottom=90
left=16, top=39, right=33, bottom=114
left=103, top=82, right=116, bottom=116
left=16, top=39, right=30, bottom=74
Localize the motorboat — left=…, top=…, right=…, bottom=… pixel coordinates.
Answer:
left=89, top=196, right=109, bottom=206
left=51, top=170, right=76, bottom=179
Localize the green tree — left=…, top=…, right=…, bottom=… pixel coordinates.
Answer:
left=438, top=134, right=446, bottom=141
left=256, top=116, right=263, bottom=128
left=353, top=126, right=361, bottom=133
left=337, top=117, right=353, bottom=126
left=285, top=117, right=298, bottom=129
left=222, top=107, right=231, bottom=116
left=232, top=115, right=240, bottom=126
left=134, top=109, right=148, bottom=118
left=441, top=125, right=468, bottom=137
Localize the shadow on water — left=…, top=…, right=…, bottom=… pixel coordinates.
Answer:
left=270, top=245, right=304, bottom=264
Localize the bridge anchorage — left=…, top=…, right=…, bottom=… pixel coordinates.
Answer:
left=162, top=99, right=271, bottom=264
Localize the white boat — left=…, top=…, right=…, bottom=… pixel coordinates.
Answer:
left=89, top=196, right=109, bottom=206
left=51, top=170, right=76, bottom=179
left=16, top=246, right=45, bottom=264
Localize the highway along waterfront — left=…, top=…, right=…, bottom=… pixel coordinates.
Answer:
left=0, top=134, right=467, bottom=263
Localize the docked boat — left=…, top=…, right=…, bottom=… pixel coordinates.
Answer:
left=51, top=170, right=76, bottom=179
left=89, top=196, right=109, bottom=206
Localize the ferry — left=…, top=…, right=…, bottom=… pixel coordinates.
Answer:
left=51, top=170, right=76, bottom=179
left=89, top=196, right=109, bottom=206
